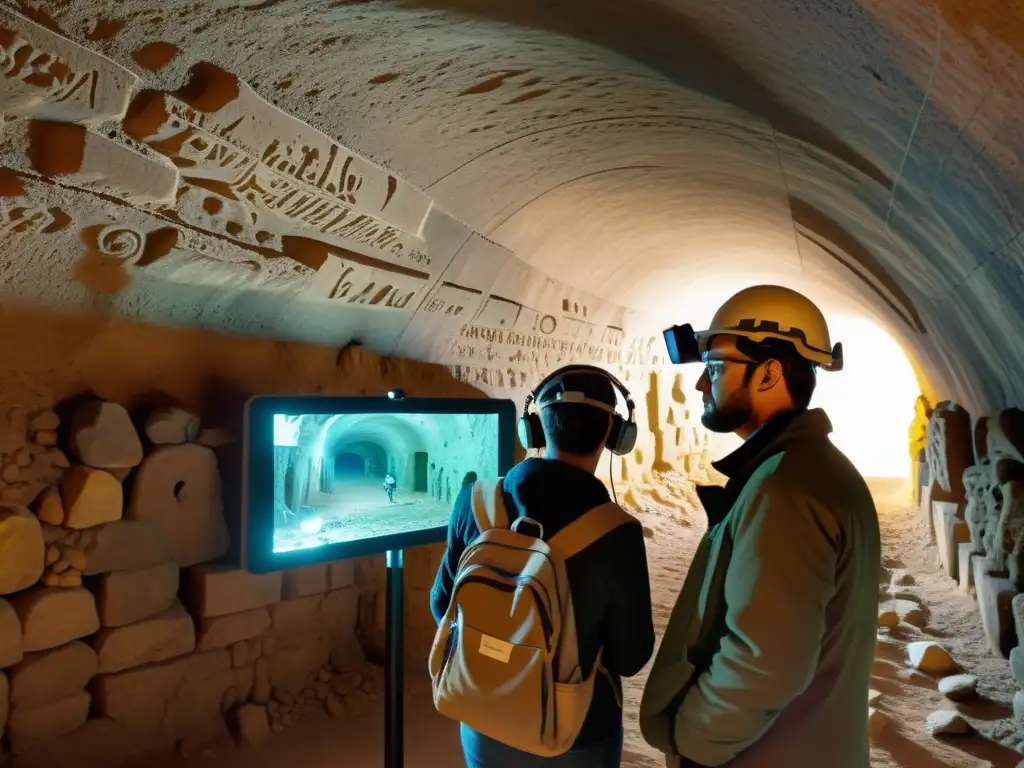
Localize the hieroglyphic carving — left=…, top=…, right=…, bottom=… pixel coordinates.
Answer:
left=124, top=90, right=428, bottom=268
left=169, top=62, right=430, bottom=235
left=0, top=200, right=70, bottom=237
left=965, top=461, right=994, bottom=553
left=0, top=9, right=140, bottom=123
left=420, top=281, right=481, bottom=318
left=986, top=465, right=1024, bottom=589
left=12, top=120, right=179, bottom=204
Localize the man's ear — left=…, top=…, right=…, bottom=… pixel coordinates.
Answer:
left=759, top=359, right=785, bottom=391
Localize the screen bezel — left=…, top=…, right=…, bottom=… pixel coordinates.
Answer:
left=242, top=395, right=517, bottom=574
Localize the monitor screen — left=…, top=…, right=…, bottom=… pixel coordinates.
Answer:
left=243, top=396, right=517, bottom=572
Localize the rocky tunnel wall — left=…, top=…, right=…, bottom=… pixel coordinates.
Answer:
left=0, top=301, right=708, bottom=764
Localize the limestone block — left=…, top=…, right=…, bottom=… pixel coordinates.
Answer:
left=282, top=563, right=328, bottom=599
left=1010, top=645, right=1024, bottom=686
left=32, top=487, right=63, bottom=526
left=919, top=484, right=935, bottom=544
left=0, top=7, right=140, bottom=123
left=322, top=587, right=359, bottom=638
left=328, top=559, right=355, bottom=590
left=186, top=565, right=281, bottom=618
left=932, top=501, right=969, bottom=581
left=267, top=636, right=329, bottom=695
left=196, top=607, right=271, bottom=651
left=98, top=560, right=179, bottom=627
left=68, top=401, right=142, bottom=470
left=93, top=600, right=195, bottom=674
left=80, top=519, right=170, bottom=575
left=270, top=596, right=323, bottom=645
left=233, top=662, right=255, bottom=703
left=1014, top=593, right=1024, bottom=642
left=958, top=543, right=976, bottom=596
left=234, top=703, right=271, bottom=746
left=0, top=505, right=44, bottom=594
left=144, top=407, right=201, bottom=445
left=0, top=598, right=23, bottom=667
left=9, top=587, right=99, bottom=652
left=907, top=641, right=958, bottom=675
left=9, top=640, right=96, bottom=710
left=973, top=556, right=1017, bottom=657
left=60, top=467, right=123, bottom=529
left=7, top=691, right=90, bottom=754
left=127, top=444, right=229, bottom=567
left=91, top=649, right=233, bottom=741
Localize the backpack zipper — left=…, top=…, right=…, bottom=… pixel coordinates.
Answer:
left=450, top=574, right=555, bottom=648
left=459, top=540, right=562, bottom=618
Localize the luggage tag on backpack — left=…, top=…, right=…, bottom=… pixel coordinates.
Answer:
left=478, top=634, right=513, bottom=663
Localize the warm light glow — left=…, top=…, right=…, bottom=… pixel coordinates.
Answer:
left=813, top=315, right=920, bottom=478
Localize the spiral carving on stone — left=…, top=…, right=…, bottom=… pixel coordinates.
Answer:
left=94, top=226, right=146, bottom=263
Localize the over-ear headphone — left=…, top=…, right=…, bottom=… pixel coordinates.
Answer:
left=517, top=364, right=638, bottom=456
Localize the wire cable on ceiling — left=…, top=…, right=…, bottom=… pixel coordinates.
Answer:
left=885, top=9, right=943, bottom=241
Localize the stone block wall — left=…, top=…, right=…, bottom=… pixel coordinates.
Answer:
left=0, top=398, right=381, bottom=762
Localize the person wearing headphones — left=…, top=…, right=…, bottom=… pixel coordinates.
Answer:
left=429, top=365, right=655, bottom=767
left=640, top=285, right=880, bottom=768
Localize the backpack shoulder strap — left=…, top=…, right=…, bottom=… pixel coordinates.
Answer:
left=470, top=477, right=509, bottom=533
left=547, top=502, right=635, bottom=559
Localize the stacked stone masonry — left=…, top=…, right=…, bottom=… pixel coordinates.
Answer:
left=915, top=403, right=1024, bottom=720
left=0, top=399, right=390, bottom=762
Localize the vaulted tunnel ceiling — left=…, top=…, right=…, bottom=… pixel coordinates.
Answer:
left=2, top=0, right=1023, bottom=413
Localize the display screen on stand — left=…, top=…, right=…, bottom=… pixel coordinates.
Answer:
left=241, top=394, right=517, bottom=573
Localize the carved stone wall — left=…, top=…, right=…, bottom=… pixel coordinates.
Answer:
left=919, top=402, right=1024, bottom=697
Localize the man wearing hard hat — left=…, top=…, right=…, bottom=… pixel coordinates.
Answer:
left=640, top=285, right=880, bottom=768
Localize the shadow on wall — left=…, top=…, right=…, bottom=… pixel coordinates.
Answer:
left=395, top=0, right=890, bottom=188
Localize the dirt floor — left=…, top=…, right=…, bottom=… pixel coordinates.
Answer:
left=135, top=472, right=1024, bottom=767
left=274, top=479, right=452, bottom=552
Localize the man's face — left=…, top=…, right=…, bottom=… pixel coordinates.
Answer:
left=694, top=336, right=760, bottom=434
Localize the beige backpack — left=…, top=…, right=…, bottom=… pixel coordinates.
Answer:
left=428, top=477, right=633, bottom=756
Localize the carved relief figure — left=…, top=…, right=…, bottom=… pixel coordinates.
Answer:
left=987, top=467, right=1024, bottom=589
left=924, top=401, right=973, bottom=501
left=909, top=394, right=932, bottom=461
left=987, top=407, right=1024, bottom=465
left=964, top=461, right=994, bottom=554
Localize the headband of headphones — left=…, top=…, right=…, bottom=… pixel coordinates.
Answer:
left=525, top=363, right=634, bottom=418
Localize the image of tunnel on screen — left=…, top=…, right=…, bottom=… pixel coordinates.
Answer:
left=242, top=396, right=516, bottom=571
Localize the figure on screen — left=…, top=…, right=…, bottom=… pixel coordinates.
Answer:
left=270, top=411, right=501, bottom=554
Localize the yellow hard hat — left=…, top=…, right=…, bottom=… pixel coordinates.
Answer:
left=698, top=285, right=843, bottom=372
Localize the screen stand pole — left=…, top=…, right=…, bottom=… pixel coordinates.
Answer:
left=385, top=549, right=404, bottom=768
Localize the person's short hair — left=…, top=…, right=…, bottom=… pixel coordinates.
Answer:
left=461, top=471, right=478, bottom=487
left=538, top=371, right=616, bottom=455
left=735, top=336, right=817, bottom=409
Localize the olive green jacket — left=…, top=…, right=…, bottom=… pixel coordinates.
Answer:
left=639, top=409, right=880, bottom=767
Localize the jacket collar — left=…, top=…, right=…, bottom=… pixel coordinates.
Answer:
left=696, top=408, right=833, bottom=526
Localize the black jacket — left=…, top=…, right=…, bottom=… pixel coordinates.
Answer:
left=430, top=456, right=656, bottom=746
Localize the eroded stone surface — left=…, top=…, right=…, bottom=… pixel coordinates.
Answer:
left=94, top=600, right=195, bottom=674
left=187, top=565, right=281, bottom=618
left=91, top=649, right=233, bottom=743
left=9, top=640, right=97, bottom=710
left=127, top=444, right=229, bottom=567
left=81, top=519, right=171, bottom=575
left=0, top=598, right=23, bottom=667
left=69, top=401, right=143, bottom=470
left=9, top=587, right=99, bottom=652
left=282, top=563, right=328, bottom=599
left=98, top=560, right=179, bottom=627
left=60, top=466, right=123, bottom=529
left=0, top=504, right=44, bottom=594
left=7, top=691, right=91, bottom=754
left=145, top=407, right=201, bottom=445
left=196, top=606, right=271, bottom=651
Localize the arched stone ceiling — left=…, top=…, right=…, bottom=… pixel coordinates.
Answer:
left=1, top=0, right=1022, bottom=413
